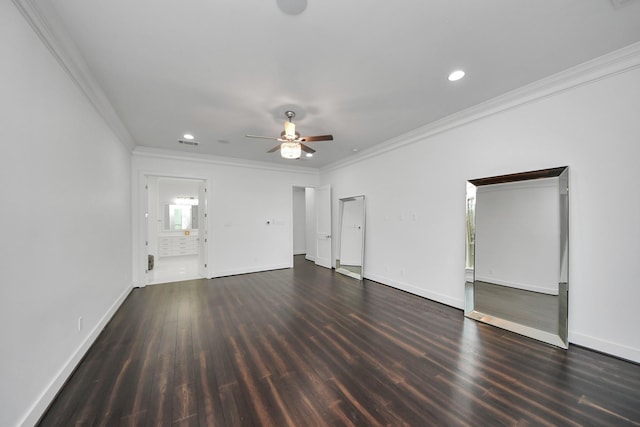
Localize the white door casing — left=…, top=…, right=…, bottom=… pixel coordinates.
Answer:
left=315, top=185, right=332, bottom=269
left=198, top=182, right=208, bottom=278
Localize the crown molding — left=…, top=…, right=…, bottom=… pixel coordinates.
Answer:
left=133, top=146, right=320, bottom=176
left=13, top=0, right=640, bottom=168
left=12, top=0, right=135, bottom=151
left=322, top=41, right=640, bottom=173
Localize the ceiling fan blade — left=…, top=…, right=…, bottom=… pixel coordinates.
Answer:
left=267, top=144, right=281, bottom=153
left=299, top=143, right=316, bottom=154
left=246, top=134, right=280, bottom=141
left=299, top=134, right=334, bottom=142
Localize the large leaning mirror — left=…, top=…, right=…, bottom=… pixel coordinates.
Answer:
left=465, top=167, right=569, bottom=349
left=336, top=195, right=366, bottom=280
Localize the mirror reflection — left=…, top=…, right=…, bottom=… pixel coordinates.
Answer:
left=336, top=195, right=365, bottom=280
left=465, top=167, right=568, bottom=349
left=163, top=198, right=199, bottom=231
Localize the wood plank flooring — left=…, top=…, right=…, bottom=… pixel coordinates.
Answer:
left=474, top=281, right=560, bottom=333
left=39, top=256, right=640, bottom=426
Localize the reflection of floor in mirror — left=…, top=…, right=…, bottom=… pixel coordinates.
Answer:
left=474, top=281, right=560, bottom=334
left=147, top=254, right=201, bottom=285
left=335, top=260, right=362, bottom=278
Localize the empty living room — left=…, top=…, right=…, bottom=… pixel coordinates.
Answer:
left=3, top=1, right=640, bottom=426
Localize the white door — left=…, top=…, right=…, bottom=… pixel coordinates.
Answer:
left=143, top=176, right=150, bottom=285
left=315, top=185, right=332, bottom=269
left=198, top=182, right=208, bottom=278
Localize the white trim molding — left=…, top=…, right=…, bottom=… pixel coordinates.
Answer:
left=133, top=146, right=321, bottom=176
left=322, top=41, right=640, bottom=173
left=19, top=285, right=134, bottom=427
left=210, top=263, right=292, bottom=279
left=570, top=332, right=640, bottom=364
left=365, top=272, right=465, bottom=310
left=11, top=0, right=135, bottom=151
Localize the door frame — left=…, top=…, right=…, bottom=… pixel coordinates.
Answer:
left=290, top=185, right=332, bottom=269
left=135, top=172, right=210, bottom=286
left=315, top=184, right=333, bottom=269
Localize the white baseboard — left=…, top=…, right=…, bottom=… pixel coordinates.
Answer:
left=475, top=275, right=559, bottom=295
left=569, top=331, right=640, bottom=364
left=365, top=272, right=464, bottom=310
left=365, top=274, right=640, bottom=364
left=20, top=284, right=133, bottom=427
left=210, top=263, right=291, bottom=278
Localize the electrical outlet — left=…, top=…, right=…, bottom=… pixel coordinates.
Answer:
left=77, top=316, right=83, bottom=332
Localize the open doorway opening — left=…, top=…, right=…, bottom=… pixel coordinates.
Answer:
left=292, top=187, right=310, bottom=260
left=146, top=176, right=207, bottom=284
left=291, top=185, right=331, bottom=269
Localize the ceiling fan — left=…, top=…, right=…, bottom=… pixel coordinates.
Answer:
left=246, top=111, right=333, bottom=159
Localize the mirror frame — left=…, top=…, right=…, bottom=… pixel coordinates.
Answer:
left=465, top=166, right=569, bottom=349
left=336, top=195, right=366, bottom=280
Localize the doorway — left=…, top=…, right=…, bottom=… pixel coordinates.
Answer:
left=291, top=185, right=331, bottom=269
left=146, top=176, right=207, bottom=284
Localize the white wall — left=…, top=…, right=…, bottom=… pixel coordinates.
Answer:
left=292, top=187, right=307, bottom=255
left=0, top=3, right=132, bottom=426
left=475, top=178, right=560, bottom=294
left=132, top=150, right=319, bottom=283
left=321, top=62, right=640, bottom=363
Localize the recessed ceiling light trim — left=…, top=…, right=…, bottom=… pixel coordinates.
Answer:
left=448, top=70, right=466, bottom=82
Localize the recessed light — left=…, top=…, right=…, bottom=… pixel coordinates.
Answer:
left=352, top=148, right=359, bottom=153
left=306, top=153, right=313, bottom=158
left=448, top=70, right=465, bottom=82
left=183, top=133, right=194, bottom=140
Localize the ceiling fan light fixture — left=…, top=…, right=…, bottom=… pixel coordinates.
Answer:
left=246, top=110, right=333, bottom=158
left=284, top=121, right=296, bottom=140
left=281, top=142, right=301, bottom=159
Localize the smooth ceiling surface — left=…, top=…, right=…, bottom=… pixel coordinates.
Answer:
left=33, top=0, right=640, bottom=167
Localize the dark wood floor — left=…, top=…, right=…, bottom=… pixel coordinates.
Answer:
left=39, top=256, right=640, bottom=426
left=474, top=281, right=560, bottom=333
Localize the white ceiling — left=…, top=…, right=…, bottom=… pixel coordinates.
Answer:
left=27, top=0, right=640, bottom=167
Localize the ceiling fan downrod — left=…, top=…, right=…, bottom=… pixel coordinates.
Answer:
left=285, top=110, right=296, bottom=121
left=283, top=111, right=297, bottom=140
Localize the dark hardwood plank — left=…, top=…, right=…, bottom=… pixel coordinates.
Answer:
left=38, top=256, right=640, bottom=426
